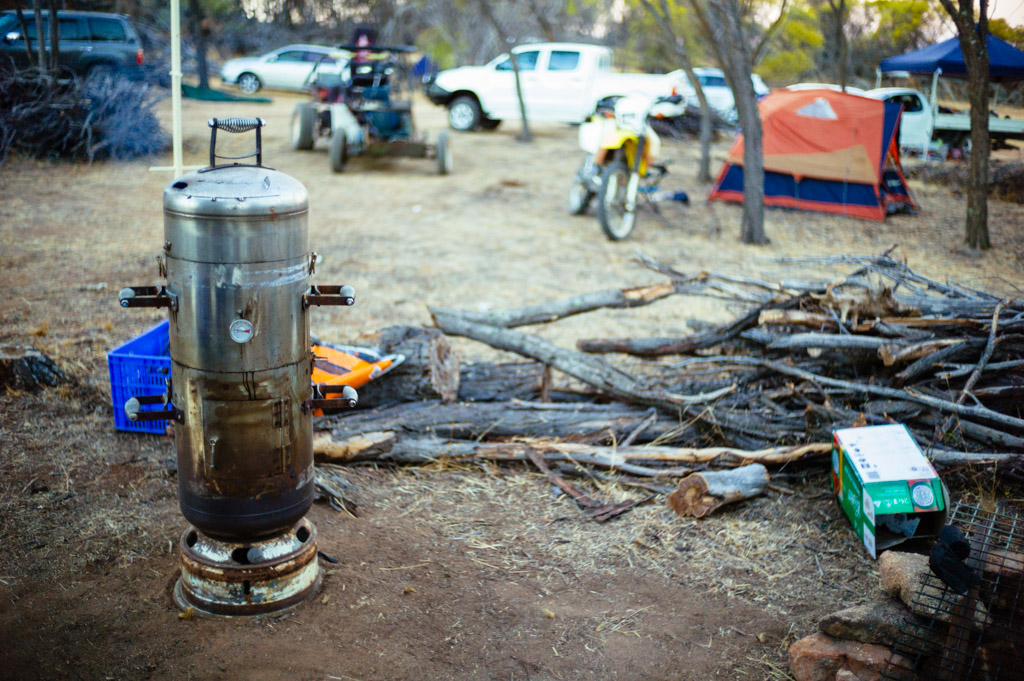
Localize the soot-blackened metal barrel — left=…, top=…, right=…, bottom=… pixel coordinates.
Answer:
left=163, top=162, right=314, bottom=539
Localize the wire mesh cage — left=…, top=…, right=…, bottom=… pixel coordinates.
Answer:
left=881, top=503, right=1024, bottom=681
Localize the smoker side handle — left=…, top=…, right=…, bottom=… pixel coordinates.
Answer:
left=303, top=284, right=355, bottom=308
left=119, top=286, right=178, bottom=311
left=303, top=384, right=358, bottom=413
left=124, top=395, right=183, bottom=423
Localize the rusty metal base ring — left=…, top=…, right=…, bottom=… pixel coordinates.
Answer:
left=174, top=518, right=321, bottom=616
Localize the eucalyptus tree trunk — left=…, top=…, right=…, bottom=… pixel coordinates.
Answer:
left=189, top=0, right=210, bottom=89
left=13, top=5, right=34, bottom=65
left=475, top=0, right=532, bottom=142
left=705, top=0, right=767, bottom=244
left=939, top=0, right=991, bottom=249
left=31, top=0, right=47, bottom=72
left=642, top=0, right=714, bottom=183
left=47, top=0, right=58, bottom=77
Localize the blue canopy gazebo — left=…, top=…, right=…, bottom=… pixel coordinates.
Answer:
left=878, top=33, right=1024, bottom=83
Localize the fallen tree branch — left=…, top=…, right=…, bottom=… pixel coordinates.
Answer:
left=935, top=302, right=1005, bottom=442
left=312, top=431, right=832, bottom=468
left=430, top=281, right=676, bottom=328
left=697, top=356, right=1024, bottom=431
left=430, top=310, right=735, bottom=411
left=527, top=450, right=644, bottom=522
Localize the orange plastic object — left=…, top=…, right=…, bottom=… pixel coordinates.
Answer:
left=310, top=344, right=399, bottom=416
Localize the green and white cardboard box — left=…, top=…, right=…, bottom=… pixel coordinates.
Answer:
left=831, top=424, right=948, bottom=559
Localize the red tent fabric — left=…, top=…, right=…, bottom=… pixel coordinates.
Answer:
left=709, top=89, right=916, bottom=221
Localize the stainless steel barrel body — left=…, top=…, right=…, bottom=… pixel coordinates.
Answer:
left=164, top=166, right=314, bottom=539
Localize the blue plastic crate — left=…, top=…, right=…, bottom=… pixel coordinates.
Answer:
left=108, top=320, right=171, bottom=434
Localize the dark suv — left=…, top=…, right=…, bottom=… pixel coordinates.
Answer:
left=0, top=10, right=143, bottom=80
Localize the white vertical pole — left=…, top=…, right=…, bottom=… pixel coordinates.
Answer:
left=170, top=0, right=183, bottom=177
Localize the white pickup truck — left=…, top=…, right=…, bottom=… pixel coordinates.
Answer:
left=425, top=42, right=684, bottom=131
left=866, top=87, right=1024, bottom=154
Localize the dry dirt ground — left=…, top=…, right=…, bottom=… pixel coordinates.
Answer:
left=1, top=89, right=1023, bottom=681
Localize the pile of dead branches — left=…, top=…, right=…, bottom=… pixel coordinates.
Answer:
left=0, top=64, right=168, bottom=164
left=315, top=254, right=1024, bottom=518
left=907, top=160, right=1024, bottom=204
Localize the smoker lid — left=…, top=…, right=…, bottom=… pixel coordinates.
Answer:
left=163, top=164, right=309, bottom=218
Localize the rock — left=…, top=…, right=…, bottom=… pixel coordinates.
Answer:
left=879, top=551, right=928, bottom=605
left=818, top=600, right=908, bottom=647
left=878, top=550, right=991, bottom=630
left=983, top=548, right=1024, bottom=578
left=789, top=632, right=905, bottom=681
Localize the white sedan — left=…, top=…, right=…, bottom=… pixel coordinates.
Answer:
left=221, top=44, right=347, bottom=93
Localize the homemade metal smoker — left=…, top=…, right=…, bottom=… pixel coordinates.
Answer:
left=120, top=117, right=356, bottom=615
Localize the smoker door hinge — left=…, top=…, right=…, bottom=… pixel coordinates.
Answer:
left=303, top=284, right=355, bottom=309
left=124, top=394, right=183, bottom=423
left=303, top=384, right=358, bottom=414
left=119, top=286, right=178, bottom=312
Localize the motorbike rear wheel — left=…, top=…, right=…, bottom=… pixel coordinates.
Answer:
left=597, top=162, right=636, bottom=241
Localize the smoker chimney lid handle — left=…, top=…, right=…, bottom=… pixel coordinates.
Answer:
left=207, top=117, right=267, bottom=168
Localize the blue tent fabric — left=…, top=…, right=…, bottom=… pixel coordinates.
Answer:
left=879, top=34, right=1024, bottom=82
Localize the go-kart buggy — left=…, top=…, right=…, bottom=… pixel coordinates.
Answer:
left=290, top=44, right=452, bottom=175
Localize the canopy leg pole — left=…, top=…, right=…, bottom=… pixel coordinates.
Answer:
left=170, top=0, right=183, bottom=178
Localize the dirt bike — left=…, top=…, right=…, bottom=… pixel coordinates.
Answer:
left=568, top=93, right=683, bottom=240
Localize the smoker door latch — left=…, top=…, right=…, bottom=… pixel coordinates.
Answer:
left=303, top=384, right=358, bottom=414
left=124, top=394, right=183, bottom=423
left=303, top=284, right=355, bottom=309
left=119, top=286, right=178, bottom=312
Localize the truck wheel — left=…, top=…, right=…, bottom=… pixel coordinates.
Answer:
left=449, top=96, right=481, bottom=131
left=597, top=162, right=636, bottom=241
left=237, top=72, right=261, bottom=94
left=436, top=131, right=453, bottom=175
left=290, top=103, right=316, bottom=150
left=329, top=128, right=348, bottom=173
left=480, top=117, right=501, bottom=131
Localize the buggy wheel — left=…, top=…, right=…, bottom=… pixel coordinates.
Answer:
left=449, top=96, right=481, bottom=131
left=237, top=72, right=261, bottom=94
left=329, top=129, right=348, bottom=173
left=597, top=162, right=636, bottom=241
left=436, top=131, right=453, bottom=175
left=480, top=117, right=501, bottom=131
left=290, top=103, right=316, bottom=150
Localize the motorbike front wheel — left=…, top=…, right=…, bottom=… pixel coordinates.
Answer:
left=597, top=162, right=637, bottom=241
left=568, top=156, right=597, bottom=215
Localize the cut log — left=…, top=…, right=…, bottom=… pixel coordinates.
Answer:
left=352, top=326, right=460, bottom=408
left=313, top=431, right=396, bottom=463
left=667, top=464, right=769, bottom=517
left=0, top=345, right=69, bottom=390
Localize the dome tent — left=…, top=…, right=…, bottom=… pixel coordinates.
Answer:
left=709, top=89, right=916, bottom=221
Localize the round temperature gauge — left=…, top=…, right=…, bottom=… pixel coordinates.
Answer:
left=229, top=319, right=255, bottom=344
